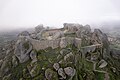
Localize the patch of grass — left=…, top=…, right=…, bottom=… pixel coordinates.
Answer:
left=10, top=59, right=31, bottom=80
left=23, top=42, right=30, bottom=49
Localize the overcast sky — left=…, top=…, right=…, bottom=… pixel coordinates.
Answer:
left=0, top=0, right=120, bottom=31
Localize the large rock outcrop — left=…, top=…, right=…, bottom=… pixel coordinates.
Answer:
left=14, top=33, right=32, bottom=63
left=0, top=23, right=120, bottom=80
left=91, top=29, right=110, bottom=58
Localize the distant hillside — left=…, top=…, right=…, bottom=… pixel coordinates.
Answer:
left=98, top=20, right=120, bottom=38
left=0, top=27, right=34, bottom=46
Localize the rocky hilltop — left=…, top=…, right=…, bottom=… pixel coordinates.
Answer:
left=0, top=23, right=120, bottom=80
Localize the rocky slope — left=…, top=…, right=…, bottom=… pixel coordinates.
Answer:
left=0, top=23, right=120, bottom=80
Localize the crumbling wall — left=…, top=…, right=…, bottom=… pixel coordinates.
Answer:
left=29, top=37, right=81, bottom=51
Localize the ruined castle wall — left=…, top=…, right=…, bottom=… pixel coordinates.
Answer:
left=29, top=39, right=60, bottom=51
left=29, top=37, right=81, bottom=51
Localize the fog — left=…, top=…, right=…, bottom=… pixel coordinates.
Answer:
left=0, top=0, right=120, bottom=31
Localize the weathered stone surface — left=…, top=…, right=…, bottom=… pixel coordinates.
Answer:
left=27, top=63, right=40, bottom=77
left=74, top=38, right=81, bottom=48
left=91, top=29, right=110, bottom=58
left=98, top=59, right=108, bottom=68
left=63, top=23, right=79, bottom=32
left=52, top=31, right=64, bottom=39
left=60, top=37, right=67, bottom=48
left=12, top=56, right=18, bottom=67
left=30, top=37, right=81, bottom=51
left=83, top=24, right=91, bottom=34
left=0, top=60, right=3, bottom=67
left=76, top=24, right=91, bottom=38
left=53, top=63, right=60, bottom=71
left=36, top=29, right=46, bottom=40
left=30, top=33, right=37, bottom=39
left=45, top=68, right=58, bottom=80
left=14, top=37, right=32, bottom=63
left=6, top=50, right=11, bottom=55
left=64, top=52, right=74, bottom=62
left=91, top=29, right=103, bottom=44
left=64, top=67, right=76, bottom=77
left=111, top=49, right=120, bottom=59
left=30, top=38, right=60, bottom=51
left=111, top=67, right=116, bottom=73
left=46, top=36, right=53, bottom=40
left=0, top=60, right=9, bottom=77
left=35, top=24, right=44, bottom=33
left=30, top=50, right=37, bottom=63
left=82, top=44, right=102, bottom=54
left=58, top=68, right=66, bottom=79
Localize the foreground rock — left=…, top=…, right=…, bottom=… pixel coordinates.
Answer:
left=58, top=68, right=66, bottom=79
left=53, top=63, right=60, bottom=71
left=45, top=68, right=58, bottom=80
left=64, top=67, right=76, bottom=77
left=14, top=36, right=32, bottom=63
left=98, top=59, right=108, bottom=68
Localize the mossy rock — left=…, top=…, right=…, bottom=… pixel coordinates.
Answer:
left=23, top=41, right=30, bottom=49
left=9, top=60, right=31, bottom=80
left=22, top=68, right=31, bottom=79
left=45, top=68, right=58, bottom=80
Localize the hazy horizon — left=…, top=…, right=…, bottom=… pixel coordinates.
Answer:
left=0, top=0, right=120, bottom=31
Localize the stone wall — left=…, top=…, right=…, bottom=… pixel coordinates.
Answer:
left=29, top=37, right=81, bottom=51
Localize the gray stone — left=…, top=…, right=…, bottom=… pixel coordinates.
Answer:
left=35, top=24, right=44, bottom=33
left=82, top=44, right=102, bottom=54
left=111, top=49, right=120, bottom=59
left=52, top=31, right=64, bottom=39
left=98, top=59, right=108, bottom=68
left=53, top=63, right=60, bottom=71
left=14, top=37, right=32, bottom=63
left=12, top=56, right=18, bottom=67
left=84, top=24, right=91, bottom=34
left=45, top=68, right=53, bottom=80
left=30, top=33, right=37, bottom=39
left=60, top=37, right=67, bottom=48
left=45, top=68, right=58, bottom=80
left=74, top=38, right=81, bottom=48
left=58, top=68, right=66, bottom=79
left=64, top=52, right=74, bottom=62
left=63, top=23, right=79, bottom=32
left=0, top=60, right=9, bottom=77
left=0, top=60, right=3, bottom=67
left=91, top=29, right=110, bottom=57
left=27, top=63, right=40, bottom=77
left=30, top=50, right=37, bottom=63
left=76, top=24, right=91, bottom=38
left=30, top=37, right=82, bottom=51
left=64, top=67, right=76, bottom=77
left=111, top=67, right=116, bottom=73
left=6, top=50, right=11, bottom=55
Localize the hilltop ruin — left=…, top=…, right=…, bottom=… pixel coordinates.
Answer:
left=0, top=23, right=119, bottom=80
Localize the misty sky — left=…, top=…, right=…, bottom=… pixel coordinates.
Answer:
left=0, top=0, right=120, bottom=31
